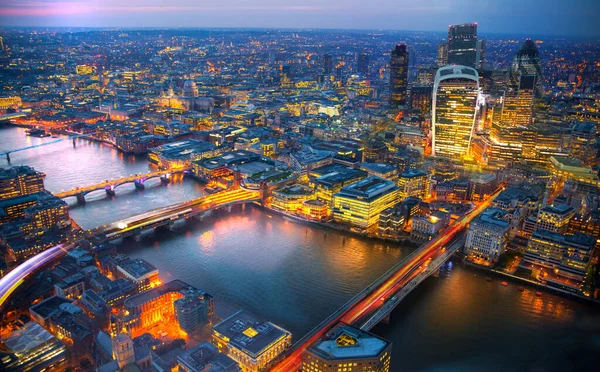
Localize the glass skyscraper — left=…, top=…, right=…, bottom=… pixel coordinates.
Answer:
left=390, top=43, right=409, bottom=106
left=432, top=65, right=480, bottom=160
left=447, top=23, right=478, bottom=68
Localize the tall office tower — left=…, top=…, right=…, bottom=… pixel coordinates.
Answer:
left=389, top=43, right=409, bottom=106
left=432, top=65, right=480, bottom=160
left=447, top=23, right=478, bottom=68
left=437, top=43, right=448, bottom=67
left=357, top=52, right=369, bottom=75
left=512, top=39, right=542, bottom=80
left=499, top=74, right=536, bottom=128
left=476, top=39, right=485, bottom=69
left=322, top=54, right=333, bottom=74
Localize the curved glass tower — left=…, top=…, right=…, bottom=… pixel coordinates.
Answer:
left=432, top=65, right=479, bottom=160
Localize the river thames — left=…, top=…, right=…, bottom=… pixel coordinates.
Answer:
left=2, top=125, right=599, bottom=371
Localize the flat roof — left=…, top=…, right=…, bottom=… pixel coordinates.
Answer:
left=213, top=310, right=290, bottom=358
left=124, top=279, right=192, bottom=308
left=117, top=259, right=157, bottom=279
left=309, top=324, right=389, bottom=361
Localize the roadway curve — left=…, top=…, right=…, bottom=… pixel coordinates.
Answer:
left=0, top=188, right=260, bottom=308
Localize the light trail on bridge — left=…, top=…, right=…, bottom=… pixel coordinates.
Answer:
left=0, top=188, right=260, bottom=308
left=272, top=187, right=504, bottom=372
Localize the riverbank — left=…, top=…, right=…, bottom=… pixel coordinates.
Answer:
left=263, top=205, right=416, bottom=246
left=461, top=258, right=600, bottom=305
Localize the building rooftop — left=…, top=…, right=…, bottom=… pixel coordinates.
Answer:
left=117, top=258, right=157, bottom=280
left=336, top=176, right=398, bottom=201
left=309, top=324, right=390, bottom=360
left=124, top=279, right=200, bottom=308
left=399, top=168, right=428, bottom=179
left=177, top=341, right=240, bottom=372
left=213, top=310, right=291, bottom=358
left=0, top=165, right=45, bottom=180
left=360, top=162, right=397, bottom=175
left=29, top=295, right=73, bottom=320
left=3, top=322, right=56, bottom=355
left=476, top=208, right=510, bottom=229
left=540, top=203, right=575, bottom=216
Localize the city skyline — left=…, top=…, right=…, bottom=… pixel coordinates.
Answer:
left=1, top=0, right=599, bottom=37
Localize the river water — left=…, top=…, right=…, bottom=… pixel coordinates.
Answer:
left=1, top=125, right=598, bottom=371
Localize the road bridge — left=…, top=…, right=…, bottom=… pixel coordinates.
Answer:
left=53, top=169, right=185, bottom=203
left=272, top=187, right=504, bottom=371
left=0, top=188, right=261, bottom=308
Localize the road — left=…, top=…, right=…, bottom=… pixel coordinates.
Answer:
left=271, top=187, right=503, bottom=371
left=0, top=188, right=260, bottom=308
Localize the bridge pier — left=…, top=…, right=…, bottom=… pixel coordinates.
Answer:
left=134, top=228, right=155, bottom=242
left=160, top=174, right=170, bottom=184
left=168, top=217, right=186, bottom=231
left=73, top=138, right=76, bottom=147
left=379, top=312, right=391, bottom=325
left=76, top=193, right=86, bottom=204
left=134, top=180, right=145, bottom=190
left=194, top=210, right=212, bottom=221
left=105, top=186, right=116, bottom=197
left=5, top=152, right=10, bottom=163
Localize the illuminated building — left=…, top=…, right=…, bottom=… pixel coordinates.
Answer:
left=192, top=150, right=262, bottom=182
left=437, top=43, right=448, bottom=67
left=113, top=280, right=213, bottom=338
left=468, top=173, right=497, bottom=202
left=569, top=122, right=597, bottom=166
left=271, top=184, right=314, bottom=214
left=290, top=149, right=333, bottom=182
left=410, top=210, right=449, bottom=241
left=465, top=208, right=511, bottom=263
left=212, top=310, right=292, bottom=372
left=97, top=278, right=136, bottom=308
left=431, top=65, right=479, bottom=160
left=536, top=204, right=575, bottom=234
left=112, top=333, right=136, bottom=369
left=357, top=53, right=369, bottom=75
left=491, top=184, right=543, bottom=226
left=175, top=288, right=216, bottom=334
left=447, top=23, right=478, bottom=68
left=54, top=272, right=86, bottom=299
left=116, top=258, right=160, bottom=294
left=410, top=85, right=433, bottom=114
left=0, top=322, right=66, bottom=372
left=390, top=44, right=409, bottom=107
left=0, top=96, right=22, bottom=110
left=512, top=39, right=542, bottom=83
left=0, top=166, right=45, bottom=200
left=360, top=162, right=398, bottom=182
left=309, top=164, right=367, bottom=210
left=397, top=169, right=430, bottom=200
left=523, top=230, right=594, bottom=288
left=148, top=139, right=217, bottom=170
left=378, top=204, right=406, bottom=236
left=433, top=179, right=470, bottom=202
left=549, top=156, right=600, bottom=188
left=499, top=75, right=536, bottom=127
left=178, top=341, right=241, bottom=372
left=476, top=39, right=485, bottom=69
left=75, top=64, right=94, bottom=75
left=333, top=176, right=399, bottom=229
left=302, top=323, right=392, bottom=372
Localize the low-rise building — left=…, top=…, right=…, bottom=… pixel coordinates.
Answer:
left=465, top=208, right=511, bottom=263
left=410, top=210, right=449, bottom=241
left=178, top=341, right=241, bottom=372
left=302, top=323, right=392, bottom=372
left=333, top=176, right=399, bottom=229
left=116, top=258, right=160, bottom=294
left=212, top=310, right=292, bottom=372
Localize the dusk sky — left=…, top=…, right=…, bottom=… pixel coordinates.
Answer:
left=1, top=0, right=599, bottom=37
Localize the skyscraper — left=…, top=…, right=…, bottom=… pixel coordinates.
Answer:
left=357, top=52, right=369, bottom=75
left=437, top=43, right=448, bottom=67
left=513, top=39, right=542, bottom=79
left=432, top=65, right=480, bottom=159
left=322, top=54, right=333, bottom=74
left=390, top=43, right=409, bottom=107
left=447, top=23, right=478, bottom=68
